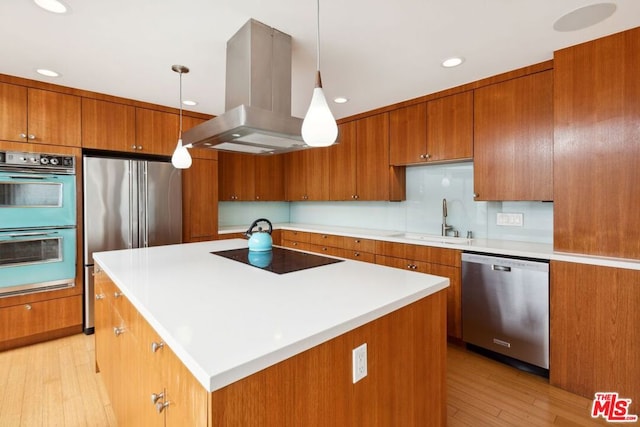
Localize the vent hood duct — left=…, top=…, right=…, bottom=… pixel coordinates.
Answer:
left=182, top=19, right=308, bottom=155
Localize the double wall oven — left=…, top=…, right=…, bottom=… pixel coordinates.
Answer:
left=0, top=150, right=77, bottom=297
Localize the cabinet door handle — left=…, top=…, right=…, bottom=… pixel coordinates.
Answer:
left=113, top=327, right=125, bottom=336
left=354, top=252, right=360, bottom=257
left=355, top=239, right=361, bottom=243
left=151, top=341, right=165, bottom=353
left=151, top=391, right=164, bottom=404
left=156, top=401, right=170, bottom=414
left=25, top=304, right=32, bottom=310
left=425, top=153, right=431, bottom=159
left=131, top=144, right=137, bottom=149
left=473, top=193, right=479, bottom=198
left=137, top=146, right=143, bottom=150
left=95, top=294, right=105, bottom=300
left=114, top=291, right=123, bottom=298
left=28, top=134, right=36, bottom=140
left=19, top=133, right=27, bottom=139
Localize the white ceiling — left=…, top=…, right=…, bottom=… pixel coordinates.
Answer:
left=2, top=1, right=639, bottom=120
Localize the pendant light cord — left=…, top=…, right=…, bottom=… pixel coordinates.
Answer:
left=178, top=71, right=184, bottom=138
left=315, top=0, right=320, bottom=72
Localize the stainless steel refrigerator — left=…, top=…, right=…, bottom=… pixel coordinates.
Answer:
left=83, top=155, right=182, bottom=333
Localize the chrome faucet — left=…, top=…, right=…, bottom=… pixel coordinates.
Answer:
left=441, top=198, right=454, bottom=237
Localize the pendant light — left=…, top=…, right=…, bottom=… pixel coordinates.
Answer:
left=171, top=64, right=193, bottom=169
left=301, top=0, right=338, bottom=147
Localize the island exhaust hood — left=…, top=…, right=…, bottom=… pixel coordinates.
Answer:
left=182, top=19, right=308, bottom=155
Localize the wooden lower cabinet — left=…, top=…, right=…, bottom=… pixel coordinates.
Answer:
left=94, top=266, right=207, bottom=427
left=281, top=231, right=376, bottom=263
left=0, top=294, right=82, bottom=350
left=550, top=261, right=640, bottom=403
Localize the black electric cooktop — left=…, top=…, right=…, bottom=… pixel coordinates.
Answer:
left=211, top=247, right=343, bottom=274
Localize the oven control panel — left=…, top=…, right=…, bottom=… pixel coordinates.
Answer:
left=0, top=151, right=75, bottom=173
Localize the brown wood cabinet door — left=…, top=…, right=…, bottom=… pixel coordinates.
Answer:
left=163, top=345, right=208, bottom=427
left=135, top=108, right=179, bottom=156
left=284, top=150, right=307, bottom=201
left=182, top=158, right=218, bottom=242
left=218, top=152, right=255, bottom=201
left=550, top=261, right=640, bottom=403
left=0, top=82, right=27, bottom=142
left=255, top=154, right=284, bottom=201
left=389, top=102, right=427, bottom=165
left=554, top=28, right=640, bottom=259
left=81, top=98, right=135, bottom=151
left=305, top=147, right=330, bottom=200
left=427, top=91, right=473, bottom=162
left=356, top=113, right=390, bottom=200
left=27, top=88, right=81, bottom=146
left=329, top=121, right=357, bottom=200
left=424, top=263, right=461, bottom=340
left=473, top=71, right=553, bottom=201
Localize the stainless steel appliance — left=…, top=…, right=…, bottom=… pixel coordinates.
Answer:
left=462, top=253, right=549, bottom=371
left=0, top=150, right=76, bottom=297
left=83, top=155, right=182, bottom=333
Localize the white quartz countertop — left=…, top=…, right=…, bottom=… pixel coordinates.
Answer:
left=93, top=239, right=449, bottom=392
left=220, top=223, right=640, bottom=271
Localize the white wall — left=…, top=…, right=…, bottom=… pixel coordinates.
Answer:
left=219, top=162, right=554, bottom=244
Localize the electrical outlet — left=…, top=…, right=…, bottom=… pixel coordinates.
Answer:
left=496, top=212, right=524, bottom=227
left=352, top=343, right=367, bottom=383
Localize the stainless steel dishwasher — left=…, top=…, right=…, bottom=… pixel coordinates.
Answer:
left=462, top=253, right=549, bottom=370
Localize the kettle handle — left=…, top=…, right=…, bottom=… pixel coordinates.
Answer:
left=245, top=218, right=273, bottom=237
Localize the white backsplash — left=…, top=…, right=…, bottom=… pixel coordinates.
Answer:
left=219, top=162, right=554, bottom=244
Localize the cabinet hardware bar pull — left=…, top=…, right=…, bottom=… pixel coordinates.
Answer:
left=95, top=294, right=105, bottom=300
left=156, top=401, right=170, bottom=414
left=151, top=392, right=164, bottom=404
left=151, top=341, right=165, bottom=353
left=113, top=327, right=124, bottom=336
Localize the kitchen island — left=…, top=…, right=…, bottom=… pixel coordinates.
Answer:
left=93, top=239, right=449, bottom=426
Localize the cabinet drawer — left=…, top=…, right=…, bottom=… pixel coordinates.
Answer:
left=307, top=244, right=346, bottom=259
left=375, top=255, right=429, bottom=273
left=342, top=237, right=376, bottom=253
left=281, top=230, right=310, bottom=243
left=375, top=241, right=460, bottom=267
left=343, top=250, right=375, bottom=264
left=281, top=240, right=311, bottom=252
left=309, top=232, right=344, bottom=247
left=0, top=295, right=82, bottom=342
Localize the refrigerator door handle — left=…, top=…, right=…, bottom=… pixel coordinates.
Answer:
left=128, top=161, right=134, bottom=248
left=141, top=162, right=149, bottom=247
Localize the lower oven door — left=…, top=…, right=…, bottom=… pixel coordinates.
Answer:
left=0, top=227, right=76, bottom=297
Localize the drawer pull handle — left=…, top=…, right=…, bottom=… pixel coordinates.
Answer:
left=354, top=252, right=360, bottom=257
left=113, top=327, right=124, bottom=336
left=114, top=292, right=123, bottom=298
left=151, top=341, right=165, bottom=353
left=151, top=392, right=164, bottom=404
left=355, top=239, right=360, bottom=243
left=95, top=294, right=105, bottom=300
left=25, top=304, right=32, bottom=310
left=156, top=401, right=170, bottom=414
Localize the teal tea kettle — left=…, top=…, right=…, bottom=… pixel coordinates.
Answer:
left=245, top=218, right=273, bottom=252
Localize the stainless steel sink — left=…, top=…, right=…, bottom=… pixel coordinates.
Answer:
left=389, top=232, right=472, bottom=244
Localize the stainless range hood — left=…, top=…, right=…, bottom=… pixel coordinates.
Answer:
left=183, top=19, right=307, bottom=155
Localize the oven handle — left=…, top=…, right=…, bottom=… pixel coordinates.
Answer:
left=5, top=175, right=59, bottom=180
left=5, top=231, right=58, bottom=238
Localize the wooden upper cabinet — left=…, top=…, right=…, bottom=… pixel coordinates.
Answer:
left=356, top=113, right=398, bottom=201
left=329, top=121, right=357, bottom=200
left=82, top=98, right=136, bottom=151
left=0, top=85, right=82, bottom=146
left=284, top=148, right=330, bottom=201
left=218, top=151, right=255, bottom=201
left=473, top=70, right=553, bottom=201
left=389, top=92, right=473, bottom=166
left=553, top=27, right=640, bottom=259
left=135, top=108, right=179, bottom=156
left=255, top=154, right=284, bottom=201
left=0, top=82, right=27, bottom=142
left=427, top=91, right=473, bottom=162
left=389, top=102, right=427, bottom=165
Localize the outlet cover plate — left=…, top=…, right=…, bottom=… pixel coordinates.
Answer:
left=352, top=343, right=367, bottom=383
left=496, top=212, right=524, bottom=227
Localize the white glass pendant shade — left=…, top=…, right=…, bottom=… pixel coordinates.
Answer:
left=171, top=139, right=192, bottom=169
left=302, top=87, right=338, bottom=147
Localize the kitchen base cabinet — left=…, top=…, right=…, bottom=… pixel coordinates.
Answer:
left=94, top=266, right=207, bottom=427
left=0, top=294, right=82, bottom=351
left=375, top=241, right=462, bottom=339
left=550, top=261, right=640, bottom=404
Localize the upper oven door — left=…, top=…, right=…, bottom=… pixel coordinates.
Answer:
left=0, top=172, right=76, bottom=228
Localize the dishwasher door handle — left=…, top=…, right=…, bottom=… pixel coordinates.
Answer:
left=491, top=264, right=511, bottom=272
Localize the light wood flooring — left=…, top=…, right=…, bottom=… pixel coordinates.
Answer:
left=0, top=334, right=609, bottom=426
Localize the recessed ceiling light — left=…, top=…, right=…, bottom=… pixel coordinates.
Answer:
left=36, top=68, right=61, bottom=77
left=553, top=3, right=616, bottom=32
left=333, top=97, right=349, bottom=104
left=442, top=57, right=464, bottom=68
left=182, top=100, right=198, bottom=106
left=34, top=0, right=70, bottom=14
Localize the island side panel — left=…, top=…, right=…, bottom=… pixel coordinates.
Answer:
left=209, top=289, right=447, bottom=427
